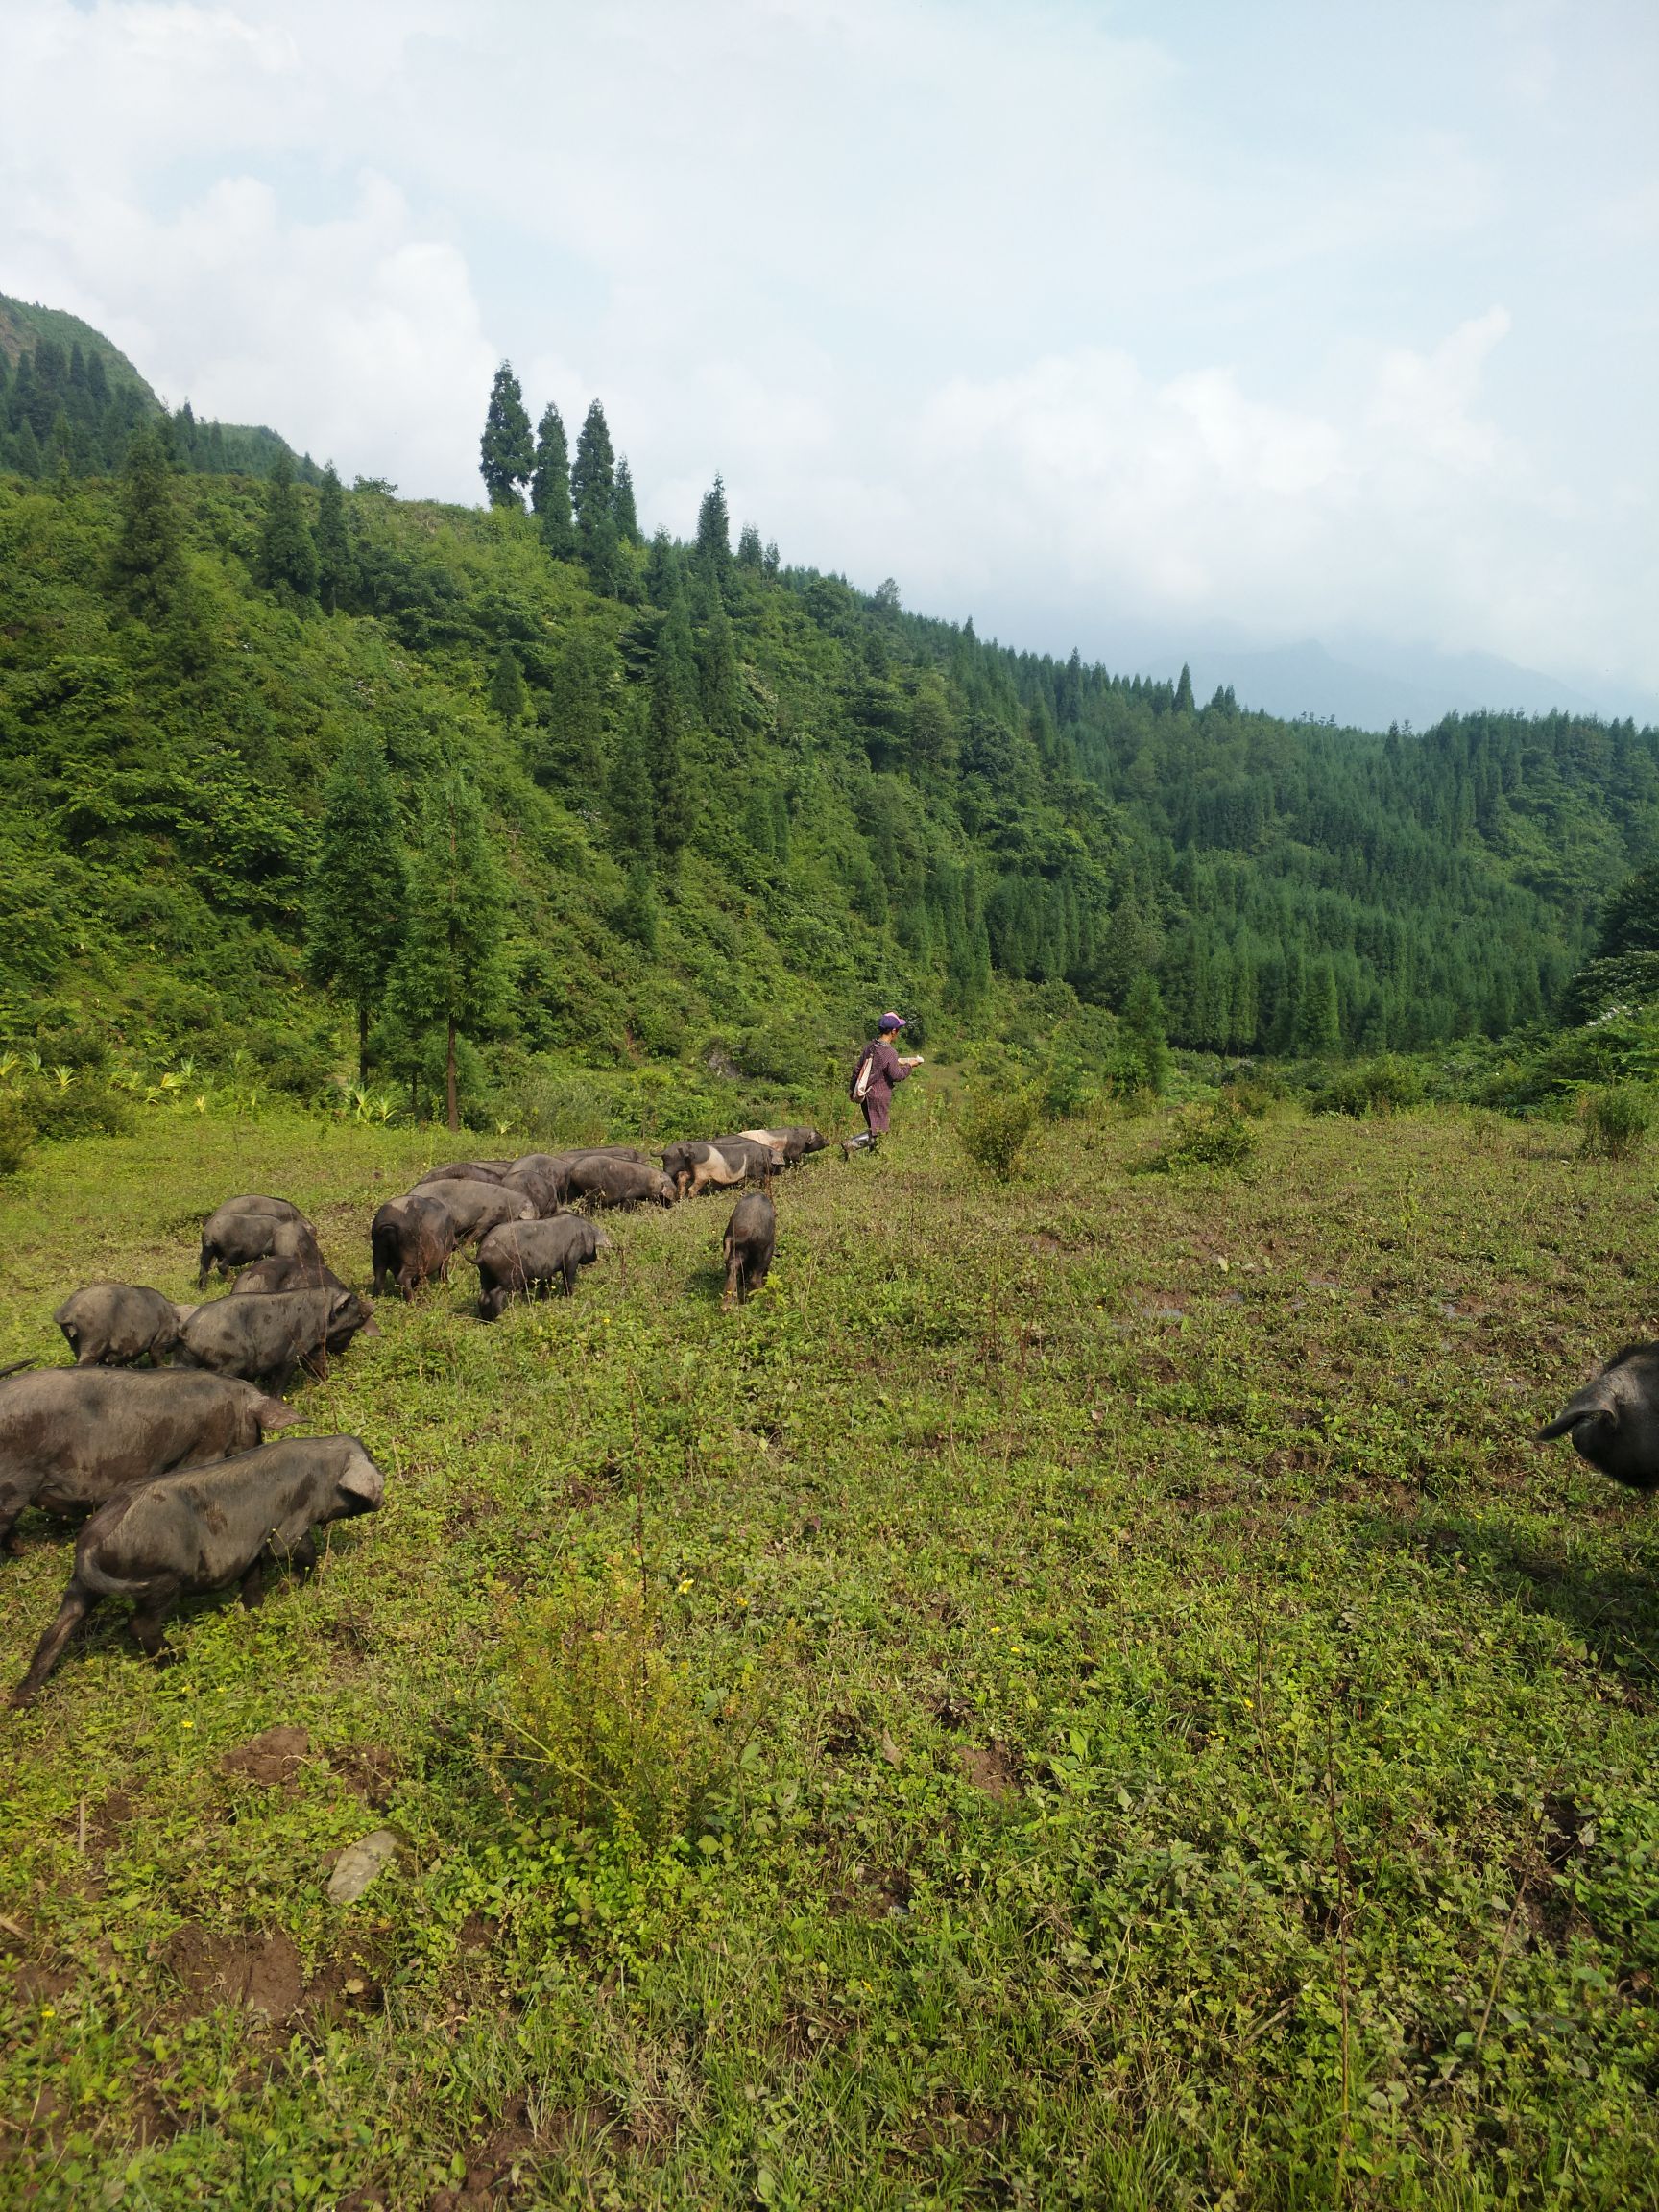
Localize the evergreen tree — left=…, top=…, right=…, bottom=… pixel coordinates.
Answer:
left=490, top=642, right=527, bottom=725
left=530, top=403, right=575, bottom=557
left=386, top=771, right=512, bottom=1131
left=1118, top=971, right=1170, bottom=1094
left=736, top=522, right=763, bottom=569
left=258, top=450, right=318, bottom=598
left=616, top=858, right=659, bottom=950
left=479, top=362, right=534, bottom=508
left=1174, top=662, right=1195, bottom=713
left=108, top=421, right=184, bottom=619
left=13, top=417, right=42, bottom=479
left=608, top=691, right=656, bottom=858
left=571, top=400, right=615, bottom=547
left=695, top=474, right=731, bottom=578
left=699, top=587, right=741, bottom=740
left=613, top=454, right=640, bottom=545
left=305, top=733, right=406, bottom=1081
left=315, top=462, right=350, bottom=613
left=645, top=527, right=680, bottom=605
left=650, top=596, right=697, bottom=856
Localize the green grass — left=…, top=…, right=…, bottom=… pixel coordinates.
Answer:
left=5, top=1094, right=1659, bottom=2207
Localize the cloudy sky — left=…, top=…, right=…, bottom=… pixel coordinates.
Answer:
left=3, top=0, right=1655, bottom=714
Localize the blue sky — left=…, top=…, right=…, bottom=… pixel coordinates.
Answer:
left=5, top=0, right=1655, bottom=716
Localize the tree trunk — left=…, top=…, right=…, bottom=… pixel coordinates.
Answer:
left=446, top=1017, right=459, bottom=1133
left=358, top=1002, right=370, bottom=1089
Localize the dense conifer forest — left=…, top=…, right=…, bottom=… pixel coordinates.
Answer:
left=1, top=320, right=1654, bottom=1117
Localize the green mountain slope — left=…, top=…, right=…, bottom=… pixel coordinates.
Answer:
left=0, top=329, right=1655, bottom=1113
left=0, top=290, right=319, bottom=485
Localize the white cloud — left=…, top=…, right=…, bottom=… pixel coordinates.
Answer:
left=0, top=0, right=1654, bottom=702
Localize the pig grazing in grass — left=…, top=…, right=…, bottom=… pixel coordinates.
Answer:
left=740, top=1127, right=827, bottom=1166
left=565, top=1157, right=678, bottom=1210
left=198, top=1198, right=320, bottom=1288
left=412, top=1161, right=512, bottom=1189
left=722, top=1191, right=777, bottom=1309
left=0, top=1369, right=297, bottom=1552
left=1538, top=1343, right=1659, bottom=1491
left=178, top=1287, right=379, bottom=1387
left=473, top=1217, right=612, bottom=1317
left=661, top=1140, right=777, bottom=1199
left=229, top=1251, right=348, bottom=1297
left=416, top=1179, right=538, bottom=1245
left=371, top=1193, right=458, bottom=1299
left=54, top=1285, right=195, bottom=1368
left=11, top=1436, right=385, bottom=1704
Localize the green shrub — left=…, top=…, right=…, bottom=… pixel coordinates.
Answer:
left=1142, top=1098, right=1260, bottom=1176
left=958, top=1083, right=1039, bottom=1179
left=1579, top=1084, right=1651, bottom=1162
left=21, top=1074, right=134, bottom=1141
left=1312, top=1054, right=1427, bottom=1118
left=1219, top=1073, right=1277, bottom=1118
left=502, top=1561, right=722, bottom=1847
left=0, top=1094, right=34, bottom=1176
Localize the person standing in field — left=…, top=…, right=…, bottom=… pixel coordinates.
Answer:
left=843, top=1012, right=924, bottom=1157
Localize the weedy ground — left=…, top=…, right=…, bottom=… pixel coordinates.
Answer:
left=3, top=1093, right=1659, bottom=2209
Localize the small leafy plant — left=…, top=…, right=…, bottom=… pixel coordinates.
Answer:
left=1579, top=1083, right=1651, bottom=1162
left=0, top=1094, right=34, bottom=1176
left=958, top=1083, right=1039, bottom=1179
left=502, top=1560, right=723, bottom=1846
left=1142, top=1098, right=1260, bottom=1176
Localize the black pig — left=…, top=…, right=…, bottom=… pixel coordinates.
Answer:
left=473, top=1217, right=612, bottom=1317
left=178, top=1287, right=379, bottom=1386
left=1538, top=1343, right=1659, bottom=1491
left=54, top=1284, right=195, bottom=1367
left=722, top=1191, right=776, bottom=1308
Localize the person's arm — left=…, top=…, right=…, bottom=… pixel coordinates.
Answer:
left=880, top=1042, right=910, bottom=1086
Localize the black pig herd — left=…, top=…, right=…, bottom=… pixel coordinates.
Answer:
left=7, top=1113, right=1655, bottom=1711
left=4, top=1128, right=819, bottom=1706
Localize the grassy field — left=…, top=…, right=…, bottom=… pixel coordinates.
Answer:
left=4, top=1093, right=1659, bottom=2209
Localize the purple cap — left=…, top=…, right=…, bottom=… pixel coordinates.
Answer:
left=878, top=1012, right=906, bottom=1032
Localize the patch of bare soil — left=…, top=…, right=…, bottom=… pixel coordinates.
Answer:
left=328, top=1742, right=400, bottom=1810
left=426, top=2097, right=546, bottom=2209
left=220, top=1726, right=310, bottom=1787
left=958, top=1744, right=1019, bottom=1801
left=163, top=1923, right=386, bottom=2031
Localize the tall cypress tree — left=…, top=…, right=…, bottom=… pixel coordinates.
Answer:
left=571, top=401, right=615, bottom=546
left=645, top=527, right=680, bottom=605
left=258, top=450, right=319, bottom=598
left=699, top=586, right=741, bottom=741
left=695, top=474, right=731, bottom=579
left=613, top=454, right=640, bottom=545
left=305, top=733, right=406, bottom=1081
left=386, top=771, right=512, bottom=1131
left=608, top=692, right=656, bottom=859
left=315, top=462, right=350, bottom=613
left=531, top=402, right=575, bottom=557
left=479, top=362, right=534, bottom=508
left=490, top=642, right=527, bottom=725
left=107, top=421, right=185, bottom=620
left=650, top=596, right=697, bottom=856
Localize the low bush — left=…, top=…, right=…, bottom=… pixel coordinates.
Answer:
left=1579, top=1084, right=1651, bottom=1162
left=502, top=1561, right=723, bottom=1847
left=1311, top=1055, right=1427, bottom=1118
left=1142, top=1098, right=1260, bottom=1176
left=958, top=1082, right=1039, bottom=1179
left=0, top=1094, right=34, bottom=1176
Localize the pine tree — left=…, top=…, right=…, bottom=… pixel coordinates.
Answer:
left=258, top=450, right=319, bottom=599
left=650, top=597, right=696, bottom=856
left=385, top=771, right=512, bottom=1131
left=645, top=528, right=680, bottom=605
left=479, top=362, right=534, bottom=508
left=305, top=733, right=406, bottom=1081
left=530, top=403, right=574, bottom=557
left=695, top=474, right=731, bottom=578
left=490, top=642, right=527, bottom=725
left=1119, top=971, right=1170, bottom=1094
left=735, top=523, right=763, bottom=569
left=613, top=454, right=639, bottom=545
left=699, top=586, right=741, bottom=740
left=616, top=858, right=659, bottom=950
left=608, top=692, right=656, bottom=859
left=571, top=400, right=615, bottom=548
left=108, top=421, right=184, bottom=619
left=1174, top=662, right=1195, bottom=712
left=315, top=462, right=350, bottom=613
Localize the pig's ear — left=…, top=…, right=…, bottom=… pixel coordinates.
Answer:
left=173, top=1304, right=200, bottom=1326
left=339, top=1450, right=385, bottom=1506
left=258, top=1395, right=301, bottom=1431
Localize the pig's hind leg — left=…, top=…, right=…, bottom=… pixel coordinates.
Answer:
left=127, top=1575, right=182, bottom=1659
left=12, top=1581, right=97, bottom=1705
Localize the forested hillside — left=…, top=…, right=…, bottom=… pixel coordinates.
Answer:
left=0, top=292, right=319, bottom=485
left=1, top=339, right=1654, bottom=1116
